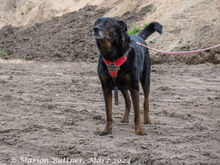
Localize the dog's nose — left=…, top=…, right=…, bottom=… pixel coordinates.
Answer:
left=93, top=26, right=100, bottom=33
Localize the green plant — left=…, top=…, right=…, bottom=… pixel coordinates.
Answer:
left=128, top=25, right=143, bottom=35
left=127, top=24, right=150, bottom=36
left=27, top=7, right=32, bottom=11
left=150, top=7, right=157, bottom=14
left=130, top=153, right=141, bottom=164
left=0, top=50, right=7, bottom=57
left=205, top=61, right=211, bottom=66
left=137, top=153, right=141, bottom=160
left=61, top=145, right=67, bottom=151
left=6, top=44, right=12, bottom=48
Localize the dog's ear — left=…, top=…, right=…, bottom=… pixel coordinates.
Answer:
left=117, top=20, right=127, bottom=32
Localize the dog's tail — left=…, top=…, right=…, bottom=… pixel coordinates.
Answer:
left=138, top=22, right=163, bottom=40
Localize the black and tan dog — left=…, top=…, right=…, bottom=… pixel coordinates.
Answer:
left=92, top=17, right=162, bottom=135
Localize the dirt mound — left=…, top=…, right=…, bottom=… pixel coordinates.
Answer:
left=145, top=0, right=220, bottom=64
left=0, top=2, right=220, bottom=64
left=0, top=6, right=107, bottom=62
left=151, top=50, right=220, bottom=65
left=0, top=5, right=155, bottom=63
left=0, top=0, right=105, bottom=28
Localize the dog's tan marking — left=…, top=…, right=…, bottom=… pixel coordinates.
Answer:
left=99, top=39, right=112, bottom=53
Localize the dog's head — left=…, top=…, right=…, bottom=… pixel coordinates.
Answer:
left=92, top=17, right=130, bottom=59
left=92, top=17, right=127, bottom=41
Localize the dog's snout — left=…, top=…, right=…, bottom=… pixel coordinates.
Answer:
left=93, top=26, right=100, bottom=33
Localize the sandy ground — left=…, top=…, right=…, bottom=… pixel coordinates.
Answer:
left=0, top=59, right=219, bottom=165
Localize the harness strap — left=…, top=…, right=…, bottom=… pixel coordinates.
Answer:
left=102, top=48, right=130, bottom=105
left=114, top=86, right=119, bottom=105
left=102, top=56, right=127, bottom=77
left=102, top=48, right=130, bottom=77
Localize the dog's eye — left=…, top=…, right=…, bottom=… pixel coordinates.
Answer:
left=104, top=22, right=111, bottom=27
left=95, top=19, right=101, bottom=25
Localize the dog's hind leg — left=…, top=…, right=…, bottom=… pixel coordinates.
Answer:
left=120, top=89, right=131, bottom=123
left=140, top=76, right=151, bottom=124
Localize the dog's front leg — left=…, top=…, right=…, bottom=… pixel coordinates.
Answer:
left=130, top=89, right=144, bottom=135
left=100, top=89, right=113, bottom=136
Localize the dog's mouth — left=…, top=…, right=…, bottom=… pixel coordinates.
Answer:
left=92, top=26, right=105, bottom=39
left=92, top=31, right=104, bottom=39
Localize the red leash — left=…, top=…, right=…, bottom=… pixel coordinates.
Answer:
left=136, top=42, right=220, bottom=55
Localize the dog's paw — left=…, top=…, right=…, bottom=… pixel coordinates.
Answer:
left=99, top=129, right=112, bottom=136
left=144, top=120, right=151, bottom=124
left=120, top=118, right=129, bottom=123
left=135, top=127, right=145, bottom=135
left=144, top=118, right=151, bottom=124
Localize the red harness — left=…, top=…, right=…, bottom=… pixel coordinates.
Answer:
left=102, top=49, right=130, bottom=77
